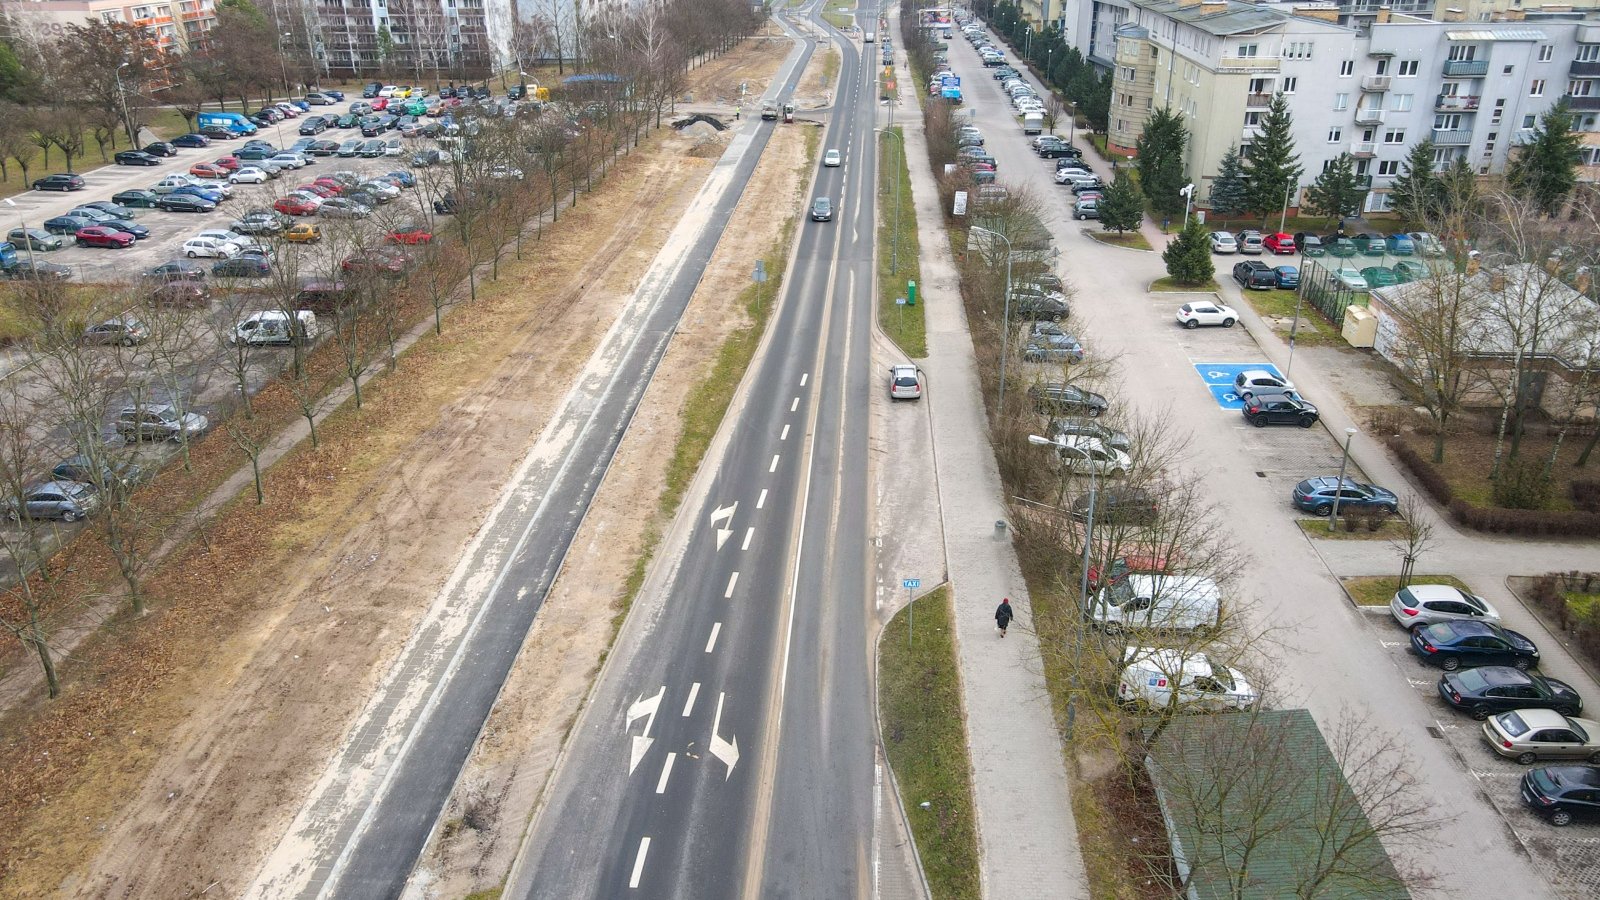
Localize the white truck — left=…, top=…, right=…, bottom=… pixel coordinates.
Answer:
left=1022, top=111, right=1044, bottom=135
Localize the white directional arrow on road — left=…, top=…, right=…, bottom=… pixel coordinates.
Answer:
left=710, top=503, right=738, bottom=550
left=626, top=686, right=665, bottom=776
left=709, top=692, right=740, bottom=780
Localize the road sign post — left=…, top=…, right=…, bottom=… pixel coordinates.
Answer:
left=895, top=296, right=906, bottom=340
left=902, top=578, right=921, bottom=647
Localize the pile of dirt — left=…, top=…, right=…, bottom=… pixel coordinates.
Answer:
left=672, top=113, right=727, bottom=132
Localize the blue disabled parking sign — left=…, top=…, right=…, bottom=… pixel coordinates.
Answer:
left=1193, top=362, right=1289, bottom=410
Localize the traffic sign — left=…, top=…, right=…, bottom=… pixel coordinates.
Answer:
left=902, top=578, right=921, bottom=589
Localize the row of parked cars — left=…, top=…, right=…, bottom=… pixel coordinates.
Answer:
left=1210, top=228, right=1447, bottom=259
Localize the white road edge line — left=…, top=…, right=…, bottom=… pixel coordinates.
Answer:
left=741, top=527, right=754, bottom=550
left=757, top=489, right=768, bottom=509
left=705, top=622, right=721, bottom=653
left=629, top=837, right=651, bottom=888
left=725, top=571, right=740, bottom=599
left=655, top=753, right=677, bottom=794
left=769, top=454, right=780, bottom=472
left=683, top=682, right=701, bottom=716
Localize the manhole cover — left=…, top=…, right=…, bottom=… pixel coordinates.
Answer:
left=1426, top=725, right=1444, bottom=740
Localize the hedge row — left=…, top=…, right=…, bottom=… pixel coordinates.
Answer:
left=1526, top=574, right=1600, bottom=671
left=1387, top=437, right=1600, bottom=537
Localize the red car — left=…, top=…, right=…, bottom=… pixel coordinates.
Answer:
left=75, top=226, right=135, bottom=249
left=274, top=195, right=318, bottom=216
left=213, top=156, right=243, bottom=171
left=190, top=163, right=228, bottom=179
left=311, top=177, right=346, bottom=195
left=341, top=250, right=406, bottom=275
left=297, top=183, right=337, bottom=198
left=1262, top=231, right=1298, bottom=255
left=371, top=97, right=389, bottom=111
left=386, top=223, right=433, bottom=245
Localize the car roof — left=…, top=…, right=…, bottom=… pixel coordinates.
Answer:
left=1236, top=369, right=1281, bottom=381
left=1122, top=646, right=1220, bottom=678
left=891, top=363, right=917, bottom=374
left=1544, top=766, right=1600, bottom=789
left=1406, top=584, right=1470, bottom=603
left=1507, top=708, right=1571, bottom=730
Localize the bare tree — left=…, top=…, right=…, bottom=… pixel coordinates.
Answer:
left=0, top=381, right=65, bottom=698
left=1388, top=494, right=1435, bottom=589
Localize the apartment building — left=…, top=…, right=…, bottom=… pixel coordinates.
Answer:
left=1071, top=0, right=1600, bottom=212
left=2, top=0, right=217, bottom=53
left=268, top=0, right=513, bottom=78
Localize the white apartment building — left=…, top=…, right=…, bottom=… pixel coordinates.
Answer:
left=268, top=0, right=514, bottom=78
left=1063, top=0, right=1600, bottom=212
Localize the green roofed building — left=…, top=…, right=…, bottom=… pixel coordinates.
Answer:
left=1144, top=708, right=1411, bottom=899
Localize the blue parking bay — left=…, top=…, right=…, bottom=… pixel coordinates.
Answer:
left=1194, top=362, right=1288, bottom=410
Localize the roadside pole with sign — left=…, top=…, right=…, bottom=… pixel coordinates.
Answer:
left=902, top=578, right=921, bottom=646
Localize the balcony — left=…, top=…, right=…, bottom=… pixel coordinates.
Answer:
left=1360, top=74, right=1392, bottom=92
left=1512, top=128, right=1538, bottom=146
left=1242, top=124, right=1265, bottom=142
left=1433, top=129, right=1473, bottom=146
left=1571, top=60, right=1600, bottom=77
left=1368, top=47, right=1397, bottom=57
left=1354, top=107, right=1386, bottom=125
left=1356, top=174, right=1374, bottom=189
left=1350, top=141, right=1377, bottom=158
left=1245, top=93, right=1272, bottom=108
left=1442, top=58, right=1488, bottom=77
left=1434, top=94, right=1480, bottom=112
left=1565, top=94, right=1600, bottom=111
left=1219, top=56, right=1280, bottom=73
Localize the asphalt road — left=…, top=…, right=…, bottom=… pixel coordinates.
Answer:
left=505, top=5, right=883, bottom=899
left=947, top=25, right=1586, bottom=897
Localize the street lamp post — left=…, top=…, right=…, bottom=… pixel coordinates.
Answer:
left=279, top=31, right=294, bottom=100
left=114, top=62, right=136, bottom=148
left=1278, top=179, right=1295, bottom=235
left=3, top=198, right=37, bottom=272
left=1028, top=433, right=1095, bottom=742
left=878, top=128, right=903, bottom=273
left=1068, top=100, right=1077, bottom=146
left=1329, top=427, right=1359, bottom=531
left=1179, top=182, right=1195, bottom=228
left=971, top=225, right=1015, bottom=413
left=1287, top=248, right=1306, bottom=378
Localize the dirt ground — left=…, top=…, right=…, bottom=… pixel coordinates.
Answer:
left=0, top=38, right=795, bottom=900
left=410, top=51, right=813, bottom=900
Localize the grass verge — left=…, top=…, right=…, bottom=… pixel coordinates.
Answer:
left=1567, top=591, right=1600, bottom=623
left=1148, top=276, right=1219, bottom=293
left=0, top=108, right=190, bottom=196
left=1086, top=231, right=1151, bottom=251
left=878, top=127, right=926, bottom=357
left=1236, top=287, right=1340, bottom=346
left=1341, top=574, right=1472, bottom=606
left=1296, top=517, right=1407, bottom=541
left=823, top=9, right=854, bottom=31
left=879, top=586, right=980, bottom=900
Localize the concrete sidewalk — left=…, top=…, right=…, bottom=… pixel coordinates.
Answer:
left=890, top=20, right=1092, bottom=900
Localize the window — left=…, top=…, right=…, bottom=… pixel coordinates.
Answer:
left=1523, top=114, right=1537, bottom=128
left=1390, top=93, right=1413, bottom=112
left=1282, top=76, right=1297, bottom=94
left=1236, top=43, right=1258, bottom=58
left=1579, top=45, right=1600, bottom=63
left=1504, top=65, right=1514, bottom=75
left=1539, top=45, right=1554, bottom=62
left=1376, top=59, right=1389, bottom=75
left=1398, top=59, right=1419, bottom=76
left=1285, top=41, right=1313, bottom=60
left=1531, top=79, right=1546, bottom=96
left=1378, top=160, right=1400, bottom=176
left=1435, top=114, right=1462, bottom=130
left=1440, top=82, right=1460, bottom=97
left=1433, top=147, right=1452, bottom=165
left=1448, top=45, right=1477, bottom=62
left=1328, top=126, right=1343, bottom=143
left=1491, top=107, right=1503, bottom=124
left=1383, top=129, right=1406, bottom=144
left=1571, top=80, right=1595, bottom=97
left=1333, top=93, right=1349, bottom=110
left=1244, top=111, right=1263, bottom=126
left=1340, top=60, right=1354, bottom=77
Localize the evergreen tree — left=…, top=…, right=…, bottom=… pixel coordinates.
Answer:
left=1083, top=72, right=1112, bottom=134
left=1241, top=93, right=1303, bottom=224
left=1389, top=140, right=1438, bottom=231
left=1136, top=106, right=1189, bottom=217
left=1163, top=218, right=1215, bottom=285
left=1305, top=153, right=1368, bottom=225
left=1208, top=144, right=1249, bottom=219
left=1508, top=99, right=1582, bottom=216
left=1098, top=168, right=1145, bottom=233
left=1435, top=157, right=1479, bottom=221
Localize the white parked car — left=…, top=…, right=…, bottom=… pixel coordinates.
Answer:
left=230, top=166, right=269, bottom=184
left=378, top=84, right=399, bottom=97
left=231, top=310, right=319, bottom=346
left=1208, top=231, right=1239, bottom=254
left=823, top=149, right=842, bottom=167
left=1390, top=584, right=1502, bottom=631
left=1055, top=435, right=1132, bottom=476
left=286, top=191, right=325, bottom=209
left=195, top=228, right=249, bottom=247
left=182, top=237, right=240, bottom=259
left=1118, top=646, right=1259, bottom=713
left=269, top=152, right=311, bottom=169
left=888, top=363, right=923, bottom=400
left=1333, top=267, right=1370, bottom=290
left=359, top=180, right=401, bottom=200
left=1174, top=301, right=1239, bottom=329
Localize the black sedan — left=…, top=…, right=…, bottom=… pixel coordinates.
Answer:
left=142, top=142, right=178, bottom=157
left=1412, top=620, right=1540, bottom=671
left=3, top=259, right=73, bottom=280
left=1242, top=392, right=1319, bottom=428
left=32, top=173, right=86, bottom=191
left=101, top=219, right=150, bottom=240
left=144, top=260, right=207, bottom=282
left=154, top=195, right=216, bottom=213
left=199, top=125, right=237, bottom=141
left=1438, top=666, right=1581, bottom=719
left=112, top=189, right=163, bottom=209
left=1522, top=766, right=1600, bottom=826
left=114, top=150, right=162, bottom=166
left=213, top=255, right=271, bottom=278
left=171, top=133, right=211, bottom=148
left=83, top=201, right=140, bottom=219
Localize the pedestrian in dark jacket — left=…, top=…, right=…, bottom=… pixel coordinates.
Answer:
left=995, top=598, right=1014, bottom=637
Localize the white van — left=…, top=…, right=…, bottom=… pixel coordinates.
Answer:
left=1117, top=646, right=1259, bottom=713
left=1022, top=111, right=1044, bottom=135
left=232, top=310, right=319, bottom=346
left=1088, top=573, right=1221, bottom=633
left=864, top=31, right=876, bottom=43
